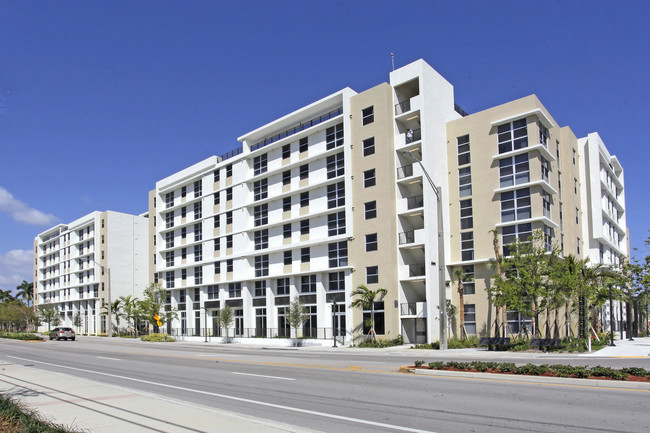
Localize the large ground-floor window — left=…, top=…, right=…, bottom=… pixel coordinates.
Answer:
left=363, top=302, right=385, bottom=335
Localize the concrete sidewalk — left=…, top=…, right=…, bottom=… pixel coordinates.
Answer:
left=581, top=336, right=650, bottom=357
left=0, top=362, right=319, bottom=433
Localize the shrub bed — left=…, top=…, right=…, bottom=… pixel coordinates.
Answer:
left=410, top=360, right=650, bottom=382
left=140, top=333, right=175, bottom=342
left=0, top=332, right=43, bottom=341
left=0, top=394, right=82, bottom=432
left=356, top=334, right=403, bottom=348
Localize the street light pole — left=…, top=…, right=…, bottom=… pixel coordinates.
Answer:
left=608, top=282, right=615, bottom=346
left=92, top=259, right=112, bottom=338
left=332, top=299, right=338, bottom=348
left=400, top=150, right=447, bottom=350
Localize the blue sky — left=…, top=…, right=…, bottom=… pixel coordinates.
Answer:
left=1, top=1, right=649, bottom=294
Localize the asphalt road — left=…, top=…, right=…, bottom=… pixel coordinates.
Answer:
left=2, top=337, right=649, bottom=433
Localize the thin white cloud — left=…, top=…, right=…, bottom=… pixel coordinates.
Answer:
left=0, top=186, right=58, bottom=225
left=0, top=249, right=34, bottom=293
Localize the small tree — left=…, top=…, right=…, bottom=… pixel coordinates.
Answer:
left=454, top=268, right=473, bottom=339
left=73, top=312, right=83, bottom=333
left=217, top=305, right=234, bottom=342
left=350, top=285, right=387, bottom=341
left=101, top=299, right=124, bottom=335
left=287, top=297, right=308, bottom=346
left=119, top=295, right=140, bottom=336
left=140, top=283, right=177, bottom=333
left=39, top=303, right=61, bottom=331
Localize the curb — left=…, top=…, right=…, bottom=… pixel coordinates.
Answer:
left=400, top=367, right=650, bottom=390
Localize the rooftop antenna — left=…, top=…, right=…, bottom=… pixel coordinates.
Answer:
left=391, top=53, right=395, bottom=71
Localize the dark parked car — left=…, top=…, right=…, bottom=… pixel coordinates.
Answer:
left=49, top=327, right=75, bottom=341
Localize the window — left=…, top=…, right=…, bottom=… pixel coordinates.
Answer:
left=328, top=272, right=344, bottom=291
left=362, top=106, right=374, bottom=125
left=502, top=223, right=533, bottom=255
left=282, top=170, right=291, bottom=185
left=362, top=302, right=384, bottom=334
left=328, top=241, right=348, bottom=267
left=460, top=199, right=473, bottom=230
left=226, top=164, right=233, bottom=178
left=576, top=207, right=579, bottom=224
left=181, top=207, right=187, bottom=218
left=214, top=215, right=220, bottom=228
left=538, top=121, right=548, bottom=147
left=181, top=186, right=187, bottom=198
left=165, top=271, right=174, bottom=289
left=166, top=251, right=174, bottom=267
left=253, top=153, right=268, bottom=176
left=254, top=229, right=268, bottom=250
left=574, top=178, right=578, bottom=194
left=283, top=197, right=291, bottom=212
left=365, top=233, right=378, bottom=252
left=255, top=281, right=266, bottom=297
left=194, top=202, right=202, bottom=220
left=501, top=188, right=531, bottom=222
left=457, top=135, right=470, bottom=166
left=301, top=275, right=316, bottom=293
left=299, top=164, right=309, bottom=180
left=226, top=188, right=233, bottom=201
left=194, top=267, right=203, bottom=284
left=214, top=261, right=221, bottom=274
left=459, top=167, right=472, bottom=197
left=363, top=169, right=376, bottom=188
left=464, top=304, right=476, bottom=335
left=327, top=182, right=345, bottom=208
left=194, top=223, right=202, bottom=241
left=326, top=123, right=344, bottom=149
left=181, top=227, right=187, bottom=239
left=254, top=204, right=268, bottom=226
left=572, top=148, right=576, bottom=165
left=300, top=192, right=309, bottom=207
left=284, top=250, right=292, bottom=265
left=179, top=289, right=186, bottom=303
left=282, top=144, right=290, bottom=159
left=461, top=265, right=475, bottom=295
left=461, top=232, right=474, bottom=261
left=366, top=265, right=379, bottom=284
left=228, top=282, right=241, bottom=297
left=497, top=119, right=528, bottom=154
left=208, top=285, right=219, bottom=299
left=194, top=244, right=202, bottom=262
left=299, top=137, right=308, bottom=153
left=301, top=247, right=310, bottom=263
left=194, top=180, right=202, bottom=198
left=181, top=248, right=187, bottom=259
left=326, top=153, right=344, bottom=179
left=165, top=232, right=174, bottom=249
left=283, top=223, right=292, bottom=239
left=165, top=212, right=174, bottom=228
left=214, top=170, right=220, bottom=183
left=226, top=259, right=233, bottom=272
left=255, top=255, right=269, bottom=277
left=365, top=201, right=377, bottom=219
left=577, top=237, right=581, bottom=255
left=363, top=137, right=375, bottom=156
left=542, top=193, right=551, bottom=218
left=541, top=158, right=550, bottom=183
left=214, top=238, right=220, bottom=252
left=276, top=278, right=290, bottom=295
left=499, top=154, right=529, bottom=187
left=214, top=192, right=220, bottom=206
left=327, top=211, right=346, bottom=236
left=543, top=225, right=553, bottom=252
left=254, top=179, right=268, bottom=201
left=300, top=219, right=309, bottom=235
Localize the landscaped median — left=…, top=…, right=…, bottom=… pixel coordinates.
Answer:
left=400, top=361, right=650, bottom=387
left=0, top=332, right=43, bottom=341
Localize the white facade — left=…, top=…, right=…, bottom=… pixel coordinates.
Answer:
left=34, top=211, right=149, bottom=334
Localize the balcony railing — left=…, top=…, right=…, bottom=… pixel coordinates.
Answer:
left=395, top=99, right=411, bottom=115
left=407, top=195, right=424, bottom=210
left=404, top=128, right=422, bottom=144
left=400, top=302, right=425, bottom=316
left=398, top=231, right=415, bottom=245
left=396, top=164, right=413, bottom=179
left=409, top=264, right=426, bottom=277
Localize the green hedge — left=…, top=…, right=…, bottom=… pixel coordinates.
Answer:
left=0, top=332, right=43, bottom=341
left=140, top=333, right=175, bottom=342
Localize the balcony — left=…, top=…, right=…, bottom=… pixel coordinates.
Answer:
left=400, top=302, right=427, bottom=318
left=396, top=164, right=414, bottom=180
left=407, top=195, right=423, bottom=210
left=398, top=231, right=415, bottom=245
left=395, top=99, right=411, bottom=115
left=409, top=264, right=426, bottom=277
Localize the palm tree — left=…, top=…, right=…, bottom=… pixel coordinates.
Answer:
left=119, top=295, right=140, bottom=336
left=350, top=285, right=387, bottom=341
left=489, top=229, right=506, bottom=337
left=101, top=299, right=124, bottom=335
left=15, top=281, right=34, bottom=307
left=0, top=289, right=15, bottom=303
left=454, top=268, right=471, bottom=339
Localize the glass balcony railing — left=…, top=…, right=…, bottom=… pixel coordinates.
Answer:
left=409, top=264, right=426, bottom=277
left=398, top=231, right=415, bottom=245
left=395, top=99, right=411, bottom=115
left=407, top=195, right=423, bottom=210
left=396, top=164, right=413, bottom=179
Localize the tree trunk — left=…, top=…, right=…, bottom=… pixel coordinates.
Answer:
left=458, top=287, right=465, bottom=340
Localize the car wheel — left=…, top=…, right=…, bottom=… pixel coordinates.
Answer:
left=71, top=338, right=75, bottom=341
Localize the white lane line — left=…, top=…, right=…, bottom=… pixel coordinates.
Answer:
left=97, top=356, right=121, bottom=361
left=7, top=355, right=434, bottom=433
left=230, top=372, right=295, bottom=381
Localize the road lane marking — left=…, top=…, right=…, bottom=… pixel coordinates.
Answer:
left=230, top=372, right=295, bottom=381
left=97, top=357, right=121, bottom=361
left=8, top=356, right=434, bottom=433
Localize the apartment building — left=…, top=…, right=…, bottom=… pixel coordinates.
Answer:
left=147, top=58, right=627, bottom=345
left=34, top=211, right=149, bottom=334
